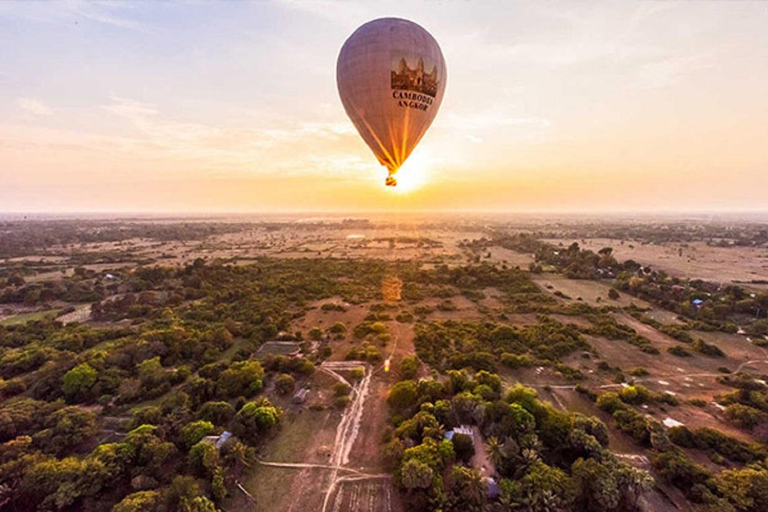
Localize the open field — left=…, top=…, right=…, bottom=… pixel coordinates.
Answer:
left=2, top=215, right=768, bottom=512
left=544, top=238, right=768, bottom=289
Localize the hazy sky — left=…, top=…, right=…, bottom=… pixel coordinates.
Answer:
left=2, top=1, right=767, bottom=213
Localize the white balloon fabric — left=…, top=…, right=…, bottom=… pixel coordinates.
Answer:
left=337, top=18, right=447, bottom=186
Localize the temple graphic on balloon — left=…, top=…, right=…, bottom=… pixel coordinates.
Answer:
left=391, top=52, right=440, bottom=98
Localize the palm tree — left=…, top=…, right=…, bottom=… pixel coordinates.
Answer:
left=485, top=436, right=505, bottom=469
left=224, top=440, right=253, bottom=477
left=453, top=466, right=488, bottom=512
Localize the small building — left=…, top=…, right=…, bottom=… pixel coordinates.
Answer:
left=293, top=388, right=309, bottom=404
left=444, top=425, right=474, bottom=442
left=201, top=431, right=232, bottom=451
left=215, top=431, right=232, bottom=449
left=486, top=477, right=500, bottom=499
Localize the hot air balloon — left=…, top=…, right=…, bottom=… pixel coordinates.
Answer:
left=337, top=18, right=447, bottom=187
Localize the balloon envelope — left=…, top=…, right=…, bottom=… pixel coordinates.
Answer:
left=337, top=18, right=447, bottom=186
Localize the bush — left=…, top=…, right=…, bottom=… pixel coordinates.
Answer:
left=692, top=339, right=725, bottom=357
left=652, top=449, right=711, bottom=496
left=501, top=353, right=533, bottom=369
left=334, top=395, right=352, bottom=408
left=724, top=403, right=763, bottom=429
left=274, top=373, right=296, bottom=395
left=395, top=311, right=414, bottom=323
left=333, top=382, right=352, bottom=397
left=619, top=385, right=653, bottom=405
left=668, top=346, right=692, bottom=357
left=349, top=366, right=365, bottom=381
left=329, top=322, right=347, bottom=334
left=596, top=392, right=624, bottom=414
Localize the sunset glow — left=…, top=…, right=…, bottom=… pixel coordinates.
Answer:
left=389, top=151, right=432, bottom=195
left=2, top=1, right=767, bottom=213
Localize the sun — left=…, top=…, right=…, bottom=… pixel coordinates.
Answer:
left=388, top=151, right=432, bottom=194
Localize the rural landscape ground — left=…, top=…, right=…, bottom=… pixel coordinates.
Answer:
left=1, top=213, right=767, bottom=512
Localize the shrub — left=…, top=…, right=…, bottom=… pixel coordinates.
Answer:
left=724, top=404, right=763, bottom=429
left=334, top=395, right=352, bottom=408
left=668, top=346, right=692, bottom=357
left=692, top=339, right=725, bottom=357
left=349, top=366, right=365, bottom=381
left=620, top=385, right=653, bottom=405
left=274, top=373, right=296, bottom=395
left=333, top=382, right=352, bottom=397
left=329, top=322, right=347, bottom=334
left=501, top=353, right=533, bottom=369
left=596, top=392, right=624, bottom=414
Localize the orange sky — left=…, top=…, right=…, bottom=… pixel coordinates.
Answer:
left=1, top=1, right=767, bottom=213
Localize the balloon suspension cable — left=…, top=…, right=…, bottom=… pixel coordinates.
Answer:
left=385, top=169, right=397, bottom=187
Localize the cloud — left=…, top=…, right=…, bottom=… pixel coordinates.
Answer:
left=94, top=97, right=367, bottom=178
left=0, top=0, right=148, bottom=32
left=441, top=108, right=551, bottom=144
left=17, top=98, right=53, bottom=117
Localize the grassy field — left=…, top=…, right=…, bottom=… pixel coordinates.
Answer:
left=0, top=308, right=61, bottom=326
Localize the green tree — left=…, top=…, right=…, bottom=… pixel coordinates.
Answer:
left=232, top=399, right=281, bottom=444
left=112, top=490, right=160, bottom=512
left=216, top=360, right=264, bottom=398
left=452, top=433, right=475, bottom=463
left=197, top=401, right=236, bottom=425
left=222, top=439, right=254, bottom=477
left=484, top=436, right=504, bottom=469
left=138, top=357, right=165, bottom=388
left=572, top=457, right=620, bottom=511
left=400, top=356, right=420, bottom=380
left=179, top=420, right=215, bottom=450
left=33, top=406, right=98, bottom=456
left=189, top=440, right=220, bottom=476
left=388, top=380, right=418, bottom=411
left=124, top=425, right=177, bottom=477
left=62, top=363, right=98, bottom=402
left=520, top=461, right=576, bottom=512
left=715, top=467, right=768, bottom=512
left=448, top=465, right=487, bottom=512
left=400, top=459, right=433, bottom=490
